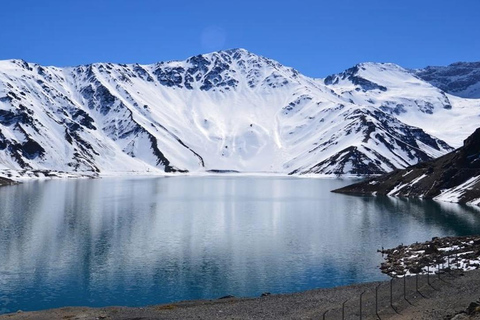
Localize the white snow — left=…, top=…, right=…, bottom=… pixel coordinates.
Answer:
left=434, top=175, right=480, bottom=203
left=395, top=242, right=480, bottom=277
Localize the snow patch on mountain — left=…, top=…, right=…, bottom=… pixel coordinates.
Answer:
left=434, top=175, right=480, bottom=204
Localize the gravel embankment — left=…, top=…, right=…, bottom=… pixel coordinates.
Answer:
left=1, top=269, right=479, bottom=320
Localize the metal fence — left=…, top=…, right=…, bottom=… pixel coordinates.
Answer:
left=319, top=253, right=475, bottom=319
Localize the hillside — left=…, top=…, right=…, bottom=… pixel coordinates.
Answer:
left=333, top=128, right=480, bottom=205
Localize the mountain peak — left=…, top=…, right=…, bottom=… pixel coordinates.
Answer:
left=0, top=59, right=32, bottom=71
left=323, top=62, right=396, bottom=91
left=146, top=48, right=301, bottom=92
left=355, top=62, right=403, bottom=69
left=218, top=47, right=252, bottom=57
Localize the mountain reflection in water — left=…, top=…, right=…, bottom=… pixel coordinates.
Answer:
left=1, top=176, right=479, bottom=314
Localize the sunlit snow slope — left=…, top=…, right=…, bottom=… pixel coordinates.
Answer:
left=0, top=49, right=479, bottom=175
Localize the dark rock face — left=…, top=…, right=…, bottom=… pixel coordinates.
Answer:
left=72, top=110, right=96, bottom=130
left=295, top=146, right=387, bottom=175
left=324, top=65, right=387, bottom=92
left=0, top=105, right=46, bottom=168
left=466, top=301, right=480, bottom=316
left=0, top=109, right=32, bottom=127
left=146, top=133, right=176, bottom=173
left=0, top=176, right=15, bottom=186
left=333, top=127, right=480, bottom=205
left=153, top=66, right=185, bottom=88
left=463, top=128, right=480, bottom=167
left=415, top=62, right=480, bottom=98
left=133, top=64, right=154, bottom=82
left=20, top=139, right=45, bottom=160
left=94, top=85, right=116, bottom=115
left=151, top=51, right=241, bottom=91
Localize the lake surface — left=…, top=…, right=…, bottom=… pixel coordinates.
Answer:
left=1, top=176, right=480, bottom=314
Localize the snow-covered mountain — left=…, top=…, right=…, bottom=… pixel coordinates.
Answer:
left=0, top=49, right=479, bottom=176
left=332, top=127, right=480, bottom=206
left=415, top=62, right=480, bottom=99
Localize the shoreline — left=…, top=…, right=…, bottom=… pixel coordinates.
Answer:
left=0, top=168, right=364, bottom=188
left=2, top=269, right=480, bottom=319
left=0, top=168, right=365, bottom=180
left=2, top=170, right=477, bottom=209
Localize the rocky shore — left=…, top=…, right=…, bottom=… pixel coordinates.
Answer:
left=380, top=235, right=480, bottom=277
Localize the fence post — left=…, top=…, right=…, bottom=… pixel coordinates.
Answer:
left=446, top=254, right=454, bottom=277
left=375, top=283, right=381, bottom=319
left=322, top=309, right=329, bottom=320
left=427, top=265, right=430, bottom=286
left=416, top=272, right=418, bottom=293
left=390, top=278, right=394, bottom=311
left=403, top=274, right=411, bottom=304
left=342, top=299, right=348, bottom=320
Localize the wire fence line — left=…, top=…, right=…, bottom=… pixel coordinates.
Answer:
left=319, top=252, right=472, bottom=320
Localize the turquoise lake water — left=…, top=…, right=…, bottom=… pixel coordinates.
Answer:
left=1, top=176, right=480, bottom=314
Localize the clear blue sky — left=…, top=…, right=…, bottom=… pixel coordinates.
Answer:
left=1, top=0, right=479, bottom=77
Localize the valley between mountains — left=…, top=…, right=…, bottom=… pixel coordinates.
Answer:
left=0, top=49, right=479, bottom=178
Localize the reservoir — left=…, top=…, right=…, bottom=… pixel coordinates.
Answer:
left=1, top=176, right=480, bottom=314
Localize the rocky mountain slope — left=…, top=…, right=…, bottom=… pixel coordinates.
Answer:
left=415, top=62, right=480, bottom=99
left=0, top=49, right=479, bottom=176
left=333, top=128, right=480, bottom=205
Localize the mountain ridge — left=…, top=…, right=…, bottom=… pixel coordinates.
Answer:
left=0, top=49, right=479, bottom=177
